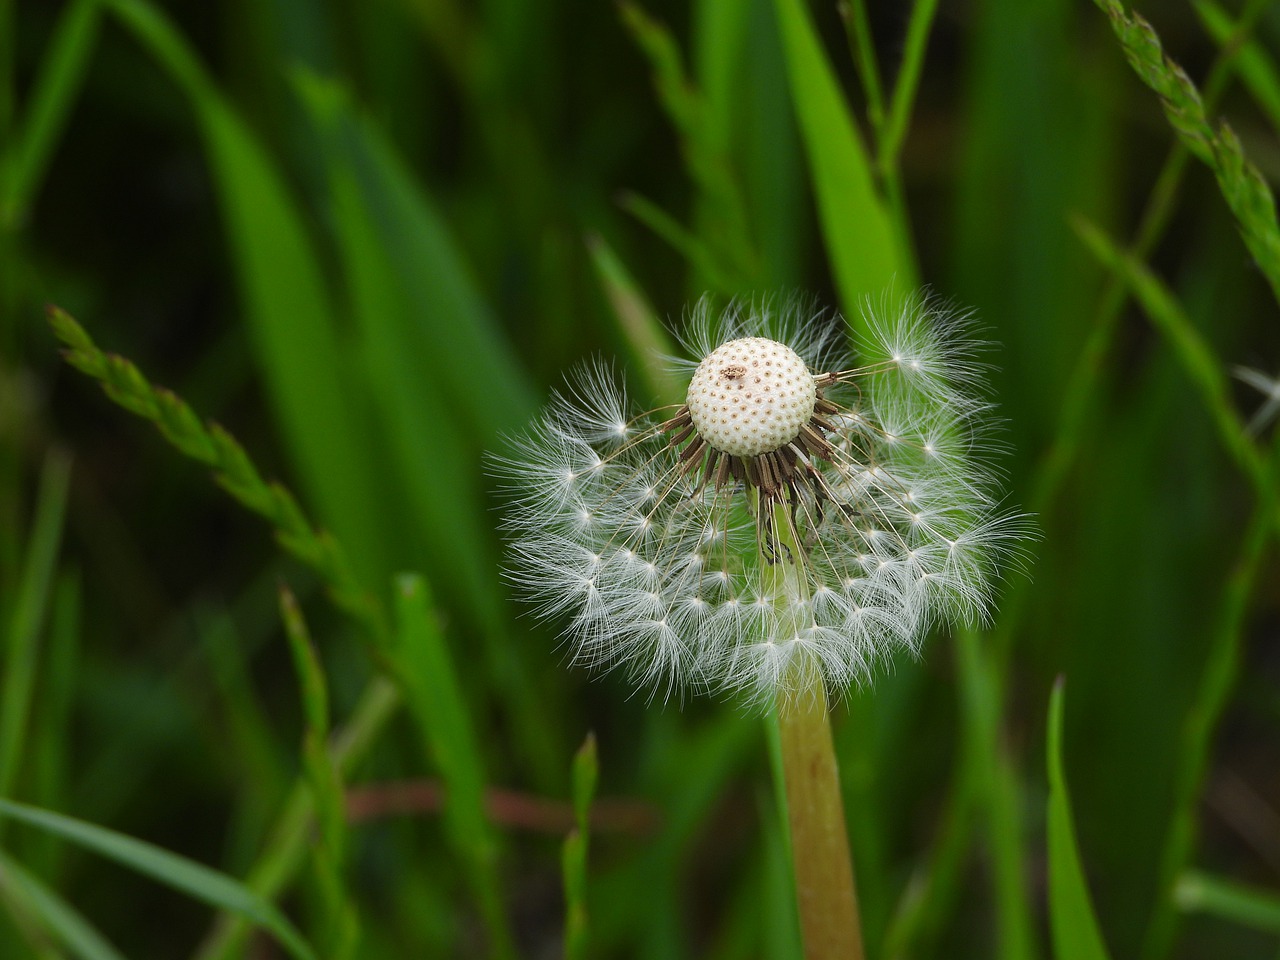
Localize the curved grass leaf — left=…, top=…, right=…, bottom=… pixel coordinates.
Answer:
left=1175, top=870, right=1280, bottom=935
left=771, top=0, right=910, bottom=319
left=1, top=0, right=101, bottom=226
left=1046, top=679, right=1113, bottom=960
left=101, top=0, right=392, bottom=586
left=0, top=849, right=127, bottom=960
left=0, top=798, right=317, bottom=960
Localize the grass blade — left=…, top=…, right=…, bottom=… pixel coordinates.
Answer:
left=392, top=573, right=514, bottom=960
left=0, top=0, right=101, bottom=226
left=1194, top=0, right=1280, bottom=131
left=0, top=798, right=317, bottom=960
left=1046, top=679, right=1113, bottom=960
left=562, top=732, right=598, bottom=960
left=102, top=0, right=393, bottom=586
left=0, top=848, right=127, bottom=960
left=193, top=677, right=401, bottom=960
left=771, top=0, right=910, bottom=317
left=1175, top=870, right=1280, bottom=935
left=0, top=450, right=72, bottom=806
left=585, top=232, right=681, bottom=406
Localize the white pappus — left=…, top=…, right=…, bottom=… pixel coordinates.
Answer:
left=492, top=295, right=1028, bottom=709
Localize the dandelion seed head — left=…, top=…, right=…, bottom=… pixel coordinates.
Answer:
left=491, top=294, right=1031, bottom=708
left=686, top=337, right=817, bottom=457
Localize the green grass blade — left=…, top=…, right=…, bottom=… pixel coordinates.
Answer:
left=279, top=586, right=358, bottom=960
left=1046, top=679, right=1113, bottom=960
left=0, top=798, right=318, bottom=960
left=563, top=732, right=598, bottom=960
left=286, top=69, right=559, bottom=786
left=955, top=627, right=1036, bottom=960
left=622, top=1, right=759, bottom=288
left=288, top=72, right=509, bottom=627
left=1175, top=870, right=1280, bottom=935
left=193, top=677, right=401, bottom=960
left=101, top=0, right=392, bottom=586
left=771, top=0, right=910, bottom=317
left=1194, top=0, right=1280, bottom=131
left=392, top=573, right=514, bottom=960
left=0, top=451, right=72, bottom=806
left=0, top=0, right=101, bottom=226
left=585, top=232, right=681, bottom=406
left=1072, top=218, right=1271, bottom=503
left=0, top=848, right=127, bottom=960
left=877, top=0, right=940, bottom=176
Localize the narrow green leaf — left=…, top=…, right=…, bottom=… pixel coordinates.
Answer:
left=563, top=732, right=598, bottom=960
left=584, top=232, right=681, bottom=407
left=878, top=0, right=941, bottom=174
left=1194, top=0, right=1280, bottom=132
left=571, top=732, right=599, bottom=834
left=193, top=677, right=401, bottom=960
left=771, top=0, right=910, bottom=317
left=1072, top=217, right=1270, bottom=505
left=0, top=798, right=317, bottom=960
left=0, top=451, right=72, bottom=805
left=0, top=849, right=126, bottom=960
left=1, top=0, right=101, bottom=225
left=279, top=586, right=358, bottom=959
left=392, top=573, right=514, bottom=960
left=1175, top=870, right=1280, bottom=934
left=103, top=0, right=391, bottom=586
left=1046, top=679, right=1113, bottom=960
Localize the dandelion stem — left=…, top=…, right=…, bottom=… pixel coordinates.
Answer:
left=777, top=668, right=863, bottom=960
left=768, top=499, right=864, bottom=960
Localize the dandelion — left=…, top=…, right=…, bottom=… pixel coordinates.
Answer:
left=495, top=294, right=1025, bottom=959
left=494, top=295, right=1023, bottom=707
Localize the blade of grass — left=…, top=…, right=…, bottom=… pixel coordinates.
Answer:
left=876, top=0, right=940, bottom=179
left=193, top=676, right=400, bottom=960
left=392, top=573, right=514, bottom=960
left=1142, top=490, right=1273, bottom=959
left=841, top=0, right=885, bottom=132
left=562, top=732, right=598, bottom=960
left=101, top=0, right=393, bottom=586
left=956, top=627, right=1037, bottom=960
left=1175, top=870, right=1280, bottom=935
left=0, top=798, right=318, bottom=960
left=0, top=848, right=127, bottom=960
left=289, top=72, right=559, bottom=787
left=585, top=232, right=681, bottom=406
left=280, top=586, right=358, bottom=960
left=771, top=0, right=910, bottom=319
left=622, top=1, right=759, bottom=289
left=1194, top=0, right=1280, bottom=131
left=618, top=190, right=743, bottom=296
left=0, top=450, right=72, bottom=811
left=0, top=0, right=101, bottom=227
left=1072, top=218, right=1272, bottom=509
left=1046, top=679, right=1114, bottom=960
left=28, top=571, right=80, bottom=879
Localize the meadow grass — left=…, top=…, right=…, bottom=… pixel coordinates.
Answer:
left=4, top=0, right=1280, bottom=957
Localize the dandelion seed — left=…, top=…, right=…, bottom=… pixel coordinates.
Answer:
left=493, top=295, right=1027, bottom=709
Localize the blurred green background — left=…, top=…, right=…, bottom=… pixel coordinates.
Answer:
left=3, top=0, right=1280, bottom=957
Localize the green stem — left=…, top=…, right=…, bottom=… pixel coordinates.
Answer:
left=767, top=499, right=863, bottom=959
left=777, top=666, right=863, bottom=960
